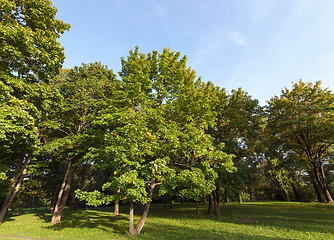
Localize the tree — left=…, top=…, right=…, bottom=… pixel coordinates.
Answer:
left=77, top=47, right=235, bottom=236
left=0, top=0, right=69, bottom=224
left=208, top=88, right=263, bottom=211
left=266, top=80, right=334, bottom=203
left=43, top=63, right=118, bottom=224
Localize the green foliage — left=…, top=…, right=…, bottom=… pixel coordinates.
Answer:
left=81, top=47, right=234, bottom=208
left=0, top=0, right=70, bottom=82
left=266, top=80, right=334, bottom=162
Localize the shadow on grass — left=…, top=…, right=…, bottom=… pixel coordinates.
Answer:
left=34, top=207, right=130, bottom=235
left=3, top=202, right=333, bottom=239
left=145, top=202, right=334, bottom=237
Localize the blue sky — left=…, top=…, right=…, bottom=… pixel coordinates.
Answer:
left=52, top=0, right=334, bottom=105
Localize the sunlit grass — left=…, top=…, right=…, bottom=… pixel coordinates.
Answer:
left=0, top=201, right=333, bottom=239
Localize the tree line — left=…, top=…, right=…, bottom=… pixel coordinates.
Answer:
left=1, top=0, right=334, bottom=236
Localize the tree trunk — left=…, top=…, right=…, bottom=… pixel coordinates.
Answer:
left=49, top=162, right=62, bottom=213
left=51, top=160, right=74, bottom=224
left=35, top=199, right=39, bottom=211
left=291, top=182, right=301, bottom=202
left=74, top=198, right=79, bottom=211
left=129, top=183, right=157, bottom=236
left=114, top=188, right=120, bottom=216
left=309, top=170, right=324, bottom=202
left=312, top=163, right=334, bottom=204
left=237, top=193, right=243, bottom=203
left=208, top=194, right=212, bottom=214
left=0, top=157, right=31, bottom=224
left=15, top=205, right=22, bottom=216
left=212, top=190, right=220, bottom=217
left=169, top=198, right=173, bottom=209
left=195, top=201, right=199, bottom=214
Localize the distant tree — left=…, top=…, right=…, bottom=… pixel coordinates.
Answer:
left=266, top=80, right=334, bottom=203
left=209, top=88, right=263, bottom=213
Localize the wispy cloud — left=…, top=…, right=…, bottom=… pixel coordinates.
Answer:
left=226, top=31, right=247, bottom=45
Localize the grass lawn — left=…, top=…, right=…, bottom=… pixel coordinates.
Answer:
left=0, top=201, right=333, bottom=239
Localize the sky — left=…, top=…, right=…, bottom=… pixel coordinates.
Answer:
left=52, top=0, right=334, bottom=106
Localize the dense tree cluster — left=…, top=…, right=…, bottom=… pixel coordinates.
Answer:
left=1, top=0, right=334, bottom=236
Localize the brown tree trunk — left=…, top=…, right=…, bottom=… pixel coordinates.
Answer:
left=74, top=198, right=79, bottom=211
left=212, top=190, right=220, bottom=217
left=169, top=198, right=173, bottom=209
left=0, top=157, right=31, bottom=224
left=51, top=160, right=74, bottom=224
left=237, top=193, right=243, bottom=203
left=129, top=183, right=157, bottom=236
left=309, top=170, right=324, bottom=202
left=114, top=188, right=120, bottom=216
left=49, top=162, right=62, bottom=213
left=195, top=201, right=199, bottom=214
left=208, top=194, right=212, bottom=214
left=15, top=205, right=22, bottom=216
left=291, top=182, right=301, bottom=202
left=312, top=163, right=334, bottom=204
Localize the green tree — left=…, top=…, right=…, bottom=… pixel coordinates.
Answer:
left=43, top=63, right=118, bottom=224
left=77, top=47, right=235, bottom=236
left=266, top=80, right=334, bottom=203
left=209, top=88, right=263, bottom=211
left=0, top=0, right=69, bottom=224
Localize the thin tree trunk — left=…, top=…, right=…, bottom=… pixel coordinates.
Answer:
left=15, top=205, right=22, bottom=216
left=309, top=170, right=324, bottom=202
left=51, top=160, right=74, bottom=224
left=52, top=160, right=71, bottom=213
left=0, top=157, right=31, bottom=224
left=74, top=198, right=79, bottom=211
left=195, top=201, right=199, bottom=214
left=208, top=194, right=212, bottom=214
left=169, top=197, right=173, bottom=209
left=312, top=163, right=334, bottom=204
left=212, top=190, right=220, bottom=217
left=35, top=199, right=38, bottom=211
left=49, top=162, right=62, bottom=213
left=114, top=188, right=120, bottom=216
left=129, top=183, right=157, bottom=236
left=162, top=198, right=165, bottom=209
left=129, top=201, right=135, bottom=235
left=237, top=193, right=243, bottom=203
left=291, top=182, right=301, bottom=202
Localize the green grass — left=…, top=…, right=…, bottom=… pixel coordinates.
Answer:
left=0, top=201, right=334, bottom=239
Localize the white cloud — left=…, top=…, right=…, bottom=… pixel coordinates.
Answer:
left=226, top=31, right=247, bottom=45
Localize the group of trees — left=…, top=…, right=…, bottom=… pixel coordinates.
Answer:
left=1, top=0, right=334, bottom=236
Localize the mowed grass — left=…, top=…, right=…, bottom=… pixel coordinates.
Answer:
left=0, top=201, right=334, bottom=239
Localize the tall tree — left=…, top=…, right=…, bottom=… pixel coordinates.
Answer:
left=77, top=47, right=235, bottom=236
left=266, top=80, right=334, bottom=203
left=44, top=63, right=118, bottom=224
left=0, top=0, right=69, bottom=224
left=209, top=88, right=263, bottom=211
